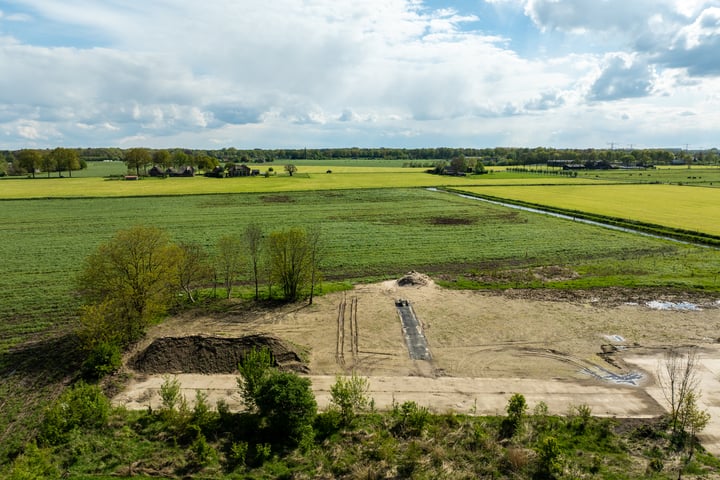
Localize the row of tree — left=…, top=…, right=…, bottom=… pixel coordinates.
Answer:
left=3, top=147, right=85, bottom=178
left=4, top=146, right=720, bottom=177
left=76, top=224, right=322, bottom=373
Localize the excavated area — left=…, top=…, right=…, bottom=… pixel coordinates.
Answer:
left=130, top=334, right=308, bottom=374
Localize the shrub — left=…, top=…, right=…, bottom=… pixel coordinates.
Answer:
left=330, top=373, right=370, bottom=427
left=255, top=371, right=317, bottom=446
left=81, top=341, right=122, bottom=380
left=391, top=401, right=430, bottom=438
left=160, top=375, right=182, bottom=411
left=536, top=436, right=563, bottom=479
left=40, top=382, right=111, bottom=445
left=501, top=393, right=527, bottom=439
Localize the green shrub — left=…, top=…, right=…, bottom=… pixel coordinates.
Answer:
left=40, top=382, right=111, bottom=445
left=391, top=401, right=430, bottom=438
left=329, top=373, right=370, bottom=427
left=501, top=393, right=527, bottom=439
left=536, top=436, right=563, bottom=479
left=160, top=375, right=182, bottom=411
left=6, top=442, right=60, bottom=479
left=255, top=371, right=317, bottom=446
left=81, top=341, right=122, bottom=379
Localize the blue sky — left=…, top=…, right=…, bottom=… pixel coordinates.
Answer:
left=1, top=0, right=719, bottom=150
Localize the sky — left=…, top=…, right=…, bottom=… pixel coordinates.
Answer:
left=1, top=0, right=719, bottom=150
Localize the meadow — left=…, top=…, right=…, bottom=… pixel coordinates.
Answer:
left=458, top=184, right=720, bottom=236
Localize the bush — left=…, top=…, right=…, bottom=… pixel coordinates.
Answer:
left=501, top=393, right=527, bottom=439
left=255, top=371, right=317, bottom=446
left=330, top=373, right=370, bottom=427
left=40, top=382, right=111, bottom=445
left=391, top=401, right=430, bottom=438
left=81, top=341, right=122, bottom=380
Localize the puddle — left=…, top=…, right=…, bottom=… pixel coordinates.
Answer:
left=581, top=366, right=644, bottom=386
left=604, top=334, right=626, bottom=343
left=646, top=301, right=701, bottom=311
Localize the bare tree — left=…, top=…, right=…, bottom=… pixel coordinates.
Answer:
left=216, top=234, right=244, bottom=299
left=244, top=223, right=263, bottom=301
left=307, top=225, right=322, bottom=305
left=657, top=347, right=700, bottom=437
left=177, top=242, right=211, bottom=303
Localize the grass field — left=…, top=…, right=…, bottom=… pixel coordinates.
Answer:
left=459, top=184, right=720, bottom=236
left=3, top=187, right=720, bottom=355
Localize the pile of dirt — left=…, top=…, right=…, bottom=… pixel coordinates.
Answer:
left=397, top=271, right=432, bottom=287
left=130, top=335, right=308, bottom=374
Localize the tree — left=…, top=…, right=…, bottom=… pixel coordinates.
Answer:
left=244, top=223, right=264, bottom=301
left=16, top=150, right=42, bottom=178
left=152, top=149, right=172, bottom=169
left=177, top=242, right=211, bottom=303
left=657, top=348, right=701, bottom=438
left=49, top=147, right=80, bottom=177
left=237, top=347, right=274, bottom=412
left=171, top=150, right=189, bottom=168
left=76, top=225, right=181, bottom=346
left=41, top=152, right=56, bottom=178
left=0, top=157, right=7, bottom=176
left=215, top=234, right=243, bottom=299
left=124, top=148, right=151, bottom=176
left=307, top=225, right=322, bottom=305
left=284, top=164, right=297, bottom=176
left=267, top=227, right=313, bottom=301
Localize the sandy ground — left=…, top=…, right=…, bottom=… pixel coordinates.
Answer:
left=113, top=274, right=720, bottom=453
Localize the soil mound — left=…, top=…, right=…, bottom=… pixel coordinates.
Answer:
left=397, top=271, right=432, bottom=287
left=131, top=335, right=308, bottom=374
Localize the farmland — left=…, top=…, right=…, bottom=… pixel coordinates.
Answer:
left=3, top=162, right=720, bottom=475
left=458, top=184, right=720, bottom=236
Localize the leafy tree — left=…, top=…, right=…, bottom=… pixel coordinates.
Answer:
left=267, top=227, right=314, bottom=301
left=16, top=149, right=42, bottom=178
left=152, top=149, right=172, bottom=169
left=41, top=151, right=56, bottom=177
left=215, top=234, right=244, bottom=299
left=124, top=148, right=151, bottom=176
left=76, top=225, right=181, bottom=346
left=284, top=164, right=297, bottom=176
left=237, top=347, right=275, bottom=412
left=0, top=157, right=7, bottom=176
left=177, top=242, right=211, bottom=303
left=244, top=223, right=264, bottom=300
left=255, top=371, right=317, bottom=445
left=172, top=149, right=189, bottom=168
left=49, top=147, right=80, bottom=177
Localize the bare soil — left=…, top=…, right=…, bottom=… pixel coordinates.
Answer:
left=113, top=272, right=720, bottom=453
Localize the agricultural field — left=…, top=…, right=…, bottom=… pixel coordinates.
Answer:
left=3, top=162, right=720, bottom=474
left=458, top=184, right=720, bottom=236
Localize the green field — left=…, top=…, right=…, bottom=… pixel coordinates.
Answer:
left=3, top=162, right=720, bottom=470
left=4, top=187, right=720, bottom=355
left=459, top=184, right=720, bottom=236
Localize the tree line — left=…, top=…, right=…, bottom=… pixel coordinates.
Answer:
left=76, top=224, right=322, bottom=378
left=3, top=146, right=719, bottom=177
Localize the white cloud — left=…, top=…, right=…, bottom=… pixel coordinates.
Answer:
left=0, top=0, right=718, bottom=149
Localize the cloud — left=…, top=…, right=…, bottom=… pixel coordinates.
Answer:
left=588, top=54, right=655, bottom=101
left=0, top=0, right=719, bottom=149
